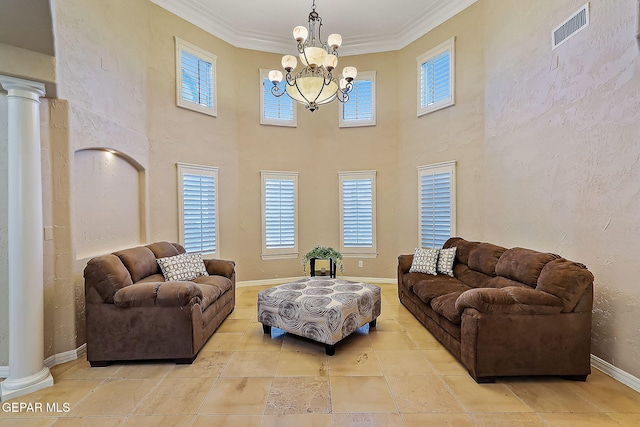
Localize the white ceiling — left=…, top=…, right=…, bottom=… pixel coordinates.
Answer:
left=150, top=0, right=478, bottom=56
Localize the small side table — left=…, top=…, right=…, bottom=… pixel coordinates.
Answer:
left=309, top=257, right=336, bottom=278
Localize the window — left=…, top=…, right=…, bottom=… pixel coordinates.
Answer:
left=261, top=171, right=298, bottom=259
left=175, top=37, right=217, bottom=117
left=417, top=161, right=456, bottom=249
left=417, top=37, right=455, bottom=116
left=339, top=171, right=377, bottom=257
left=260, top=68, right=296, bottom=127
left=339, top=71, right=376, bottom=127
left=177, top=163, right=219, bottom=256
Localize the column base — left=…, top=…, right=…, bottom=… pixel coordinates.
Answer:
left=1, top=368, right=54, bottom=402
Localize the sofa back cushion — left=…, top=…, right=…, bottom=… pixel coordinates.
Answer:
left=84, top=254, right=133, bottom=303
left=444, top=237, right=479, bottom=265
left=495, top=248, right=559, bottom=288
left=114, top=246, right=158, bottom=283
left=467, top=243, right=506, bottom=276
left=453, top=264, right=492, bottom=288
left=146, top=241, right=181, bottom=259
left=536, top=259, right=594, bottom=312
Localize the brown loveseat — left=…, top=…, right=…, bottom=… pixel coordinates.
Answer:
left=84, top=242, right=235, bottom=366
left=398, top=237, right=594, bottom=383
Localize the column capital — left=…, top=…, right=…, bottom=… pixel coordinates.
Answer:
left=0, top=75, right=46, bottom=98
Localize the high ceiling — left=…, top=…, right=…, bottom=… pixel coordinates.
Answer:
left=150, top=0, right=478, bottom=56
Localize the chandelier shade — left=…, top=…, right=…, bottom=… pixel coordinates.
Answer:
left=267, top=0, right=357, bottom=112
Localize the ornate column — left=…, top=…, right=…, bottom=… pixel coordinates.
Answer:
left=0, top=75, right=53, bottom=401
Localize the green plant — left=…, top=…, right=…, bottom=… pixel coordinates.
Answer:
left=302, top=246, right=344, bottom=275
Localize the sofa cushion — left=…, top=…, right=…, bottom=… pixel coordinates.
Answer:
left=445, top=238, right=480, bottom=265
left=157, top=253, right=198, bottom=282
left=136, top=274, right=165, bottom=284
left=437, top=247, right=457, bottom=277
left=455, top=287, right=564, bottom=315
left=485, top=276, right=529, bottom=289
left=113, top=281, right=203, bottom=308
left=536, top=259, right=594, bottom=312
left=402, top=272, right=431, bottom=291
left=413, top=277, right=470, bottom=305
left=197, top=283, right=223, bottom=311
left=146, top=241, right=180, bottom=259
left=430, top=291, right=465, bottom=324
left=84, top=254, right=133, bottom=303
left=193, top=275, right=233, bottom=295
left=495, top=248, right=559, bottom=287
left=467, top=243, right=506, bottom=276
left=409, top=248, right=439, bottom=275
left=114, top=246, right=159, bottom=283
left=453, top=264, right=492, bottom=288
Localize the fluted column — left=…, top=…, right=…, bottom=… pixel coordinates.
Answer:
left=0, top=75, right=53, bottom=401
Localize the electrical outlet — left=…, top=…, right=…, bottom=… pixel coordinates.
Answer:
left=358, top=260, right=364, bottom=268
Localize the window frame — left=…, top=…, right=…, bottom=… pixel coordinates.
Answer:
left=339, top=70, right=377, bottom=128
left=175, top=36, right=217, bottom=117
left=177, top=162, right=219, bottom=258
left=339, top=170, right=377, bottom=258
left=261, top=170, right=299, bottom=260
left=417, top=37, right=455, bottom=117
left=417, top=161, right=456, bottom=249
left=259, top=68, right=297, bottom=127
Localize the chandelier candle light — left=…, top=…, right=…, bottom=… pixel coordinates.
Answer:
left=268, top=0, right=357, bottom=112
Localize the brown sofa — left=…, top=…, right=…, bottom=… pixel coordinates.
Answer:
left=398, top=237, right=594, bottom=383
left=84, top=241, right=235, bottom=366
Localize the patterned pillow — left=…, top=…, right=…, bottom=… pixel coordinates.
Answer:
left=156, top=253, right=197, bottom=282
left=186, top=252, right=209, bottom=278
left=437, top=247, right=457, bottom=277
left=409, top=248, right=440, bottom=275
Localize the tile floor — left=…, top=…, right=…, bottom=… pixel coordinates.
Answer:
left=2, top=283, right=640, bottom=426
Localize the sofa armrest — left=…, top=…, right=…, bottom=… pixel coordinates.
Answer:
left=113, top=282, right=203, bottom=308
left=398, top=255, right=414, bottom=275
left=204, top=259, right=235, bottom=279
left=455, top=286, right=564, bottom=315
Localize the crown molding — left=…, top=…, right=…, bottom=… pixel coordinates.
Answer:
left=150, top=0, right=477, bottom=56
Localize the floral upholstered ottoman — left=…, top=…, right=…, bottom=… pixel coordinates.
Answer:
left=257, top=277, right=381, bottom=355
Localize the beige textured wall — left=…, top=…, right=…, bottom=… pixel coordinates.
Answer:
left=481, top=0, right=640, bottom=378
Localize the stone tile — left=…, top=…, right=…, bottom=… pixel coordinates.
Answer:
left=386, top=375, right=463, bottom=413
left=262, top=414, right=332, bottom=427
left=370, top=318, right=404, bottom=332
left=402, top=413, right=475, bottom=427
left=333, top=413, right=404, bottom=427
left=368, top=331, right=416, bottom=350
left=404, top=326, right=442, bottom=350
left=421, top=349, right=467, bottom=375
left=569, top=369, right=640, bottom=412
left=275, top=350, right=329, bottom=377
left=538, top=412, right=623, bottom=426
left=225, top=307, right=256, bottom=320
left=165, top=351, right=232, bottom=378
left=200, top=333, right=243, bottom=352
left=505, top=377, right=601, bottom=412
left=54, top=360, right=122, bottom=380
left=120, top=415, right=195, bottom=427
left=330, top=376, right=397, bottom=413
left=265, top=376, right=331, bottom=415
left=443, top=375, right=533, bottom=413
left=606, top=412, right=640, bottom=426
left=375, top=350, right=436, bottom=376
left=69, top=379, right=158, bottom=416
left=133, top=376, right=216, bottom=415
left=191, top=414, right=262, bottom=427
left=235, top=324, right=284, bottom=352
left=110, top=362, right=174, bottom=379
left=215, top=318, right=252, bottom=333
left=327, top=350, right=382, bottom=376
left=0, top=419, right=58, bottom=427
left=198, top=377, right=272, bottom=415
left=220, top=351, right=280, bottom=377
left=471, top=412, right=548, bottom=427
left=50, top=418, right=123, bottom=426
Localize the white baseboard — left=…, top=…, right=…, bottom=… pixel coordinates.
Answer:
left=0, top=344, right=86, bottom=379
left=591, top=354, right=640, bottom=393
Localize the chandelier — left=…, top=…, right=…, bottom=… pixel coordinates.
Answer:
left=267, top=0, right=357, bottom=112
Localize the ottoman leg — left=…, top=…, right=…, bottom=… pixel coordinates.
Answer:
left=369, top=318, right=377, bottom=328
left=325, top=344, right=336, bottom=356
left=262, top=324, right=272, bottom=335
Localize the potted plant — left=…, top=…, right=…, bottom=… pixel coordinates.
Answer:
left=302, top=246, right=344, bottom=275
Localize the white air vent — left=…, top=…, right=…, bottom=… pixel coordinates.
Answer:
left=552, top=3, right=590, bottom=49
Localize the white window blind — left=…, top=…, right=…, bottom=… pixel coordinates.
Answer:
left=339, top=171, right=377, bottom=257
left=260, top=69, right=296, bottom=126
left=175, top=37, right=217, bottom=117
left=417, top=37, right=455, bottom=116
left=261, top=171, right=298, bottom=259
left=177, top=163, right=219, bottom=256
left=339, top=71, right=376, bottom=127
left=418, top=162, right=456, bottom=249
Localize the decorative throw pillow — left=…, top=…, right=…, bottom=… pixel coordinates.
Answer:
left=409, top=247, right=440, bottom=275
left=156, top=253, right=197, bottom=282
left=187, top=252, right=209, bottom=278
left=437, top=246, right=457, bottom=277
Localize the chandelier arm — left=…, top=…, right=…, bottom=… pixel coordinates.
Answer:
left=270, top=84, right=286, bottom=98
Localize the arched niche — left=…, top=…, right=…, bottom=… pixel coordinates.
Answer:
left=73, top=148, right=146, bottom=259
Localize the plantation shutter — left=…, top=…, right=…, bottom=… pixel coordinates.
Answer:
left=342, top=79, right=373, bottom=122
left=265, top=178, right=295, bottom=248
left=420, top=171, right=452, bottom=248
left=263, top=78, right=294, bottom=121
left=180, top=49, right=214, bottom=108
left=182, top=173, right=216, bottom=253
left=420, top=49, right=450, bottom=109
left=342, top=178, right=373, bottom=247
